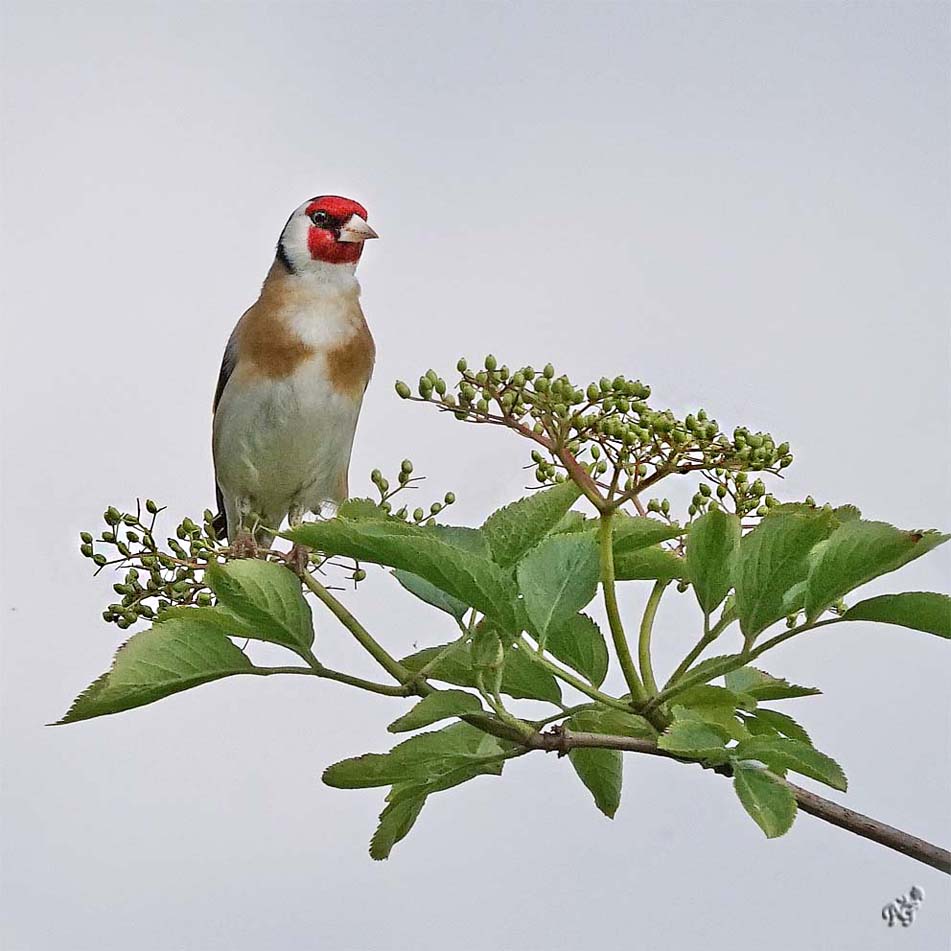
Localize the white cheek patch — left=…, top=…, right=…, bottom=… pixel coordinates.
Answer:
left=280, top=209, right=315, bottom=272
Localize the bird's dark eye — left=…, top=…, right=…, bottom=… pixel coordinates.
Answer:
left=309, top=210, right=331, bottom=227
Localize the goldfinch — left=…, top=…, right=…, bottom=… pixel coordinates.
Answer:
left=211, top=196, right=378, bottom=549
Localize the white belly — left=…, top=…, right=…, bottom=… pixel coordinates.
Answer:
left=213, top=359, right=363, bottom=531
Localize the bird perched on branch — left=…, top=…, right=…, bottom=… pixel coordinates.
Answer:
left=211, top=195, right=378, bottom=555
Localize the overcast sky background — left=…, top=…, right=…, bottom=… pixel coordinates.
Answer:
left=1, top=2, right=949, bottom=949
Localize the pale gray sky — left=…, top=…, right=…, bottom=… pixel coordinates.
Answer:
left=2, top=2, right=949, bottom=949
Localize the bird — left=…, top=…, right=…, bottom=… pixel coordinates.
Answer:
left=211, top=195, right=378, bottom=556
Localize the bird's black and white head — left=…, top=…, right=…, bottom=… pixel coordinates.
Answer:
left=277, top=195, right=378, bottom=274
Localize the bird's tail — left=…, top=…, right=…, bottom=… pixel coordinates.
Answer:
left=212, top=483, right=228, bottom=541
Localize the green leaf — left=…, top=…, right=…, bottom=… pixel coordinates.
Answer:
left=672, top=684, right=755, bottom=740
left=724, top=666, right=820, bottom=701
left=687, top=509, right=741, bottom=615
left=614, top=545, right=687, bottom=581
left=288, top=515, right=519, bottom=631
left=675, top=683, right=756, bottom=713
left=517, top=533, right=600, bottom=642
left=56, top=613, right=252, bottom=724
left=843, top=592, right=951, bottom=638
left=805, top=521, right=949, bottom=621
left=657, top=720, right=730, bottom=763
left=392, top=569, right=469, bottom=620
left=567, top=709, right=625, bottom=818
left=481, top=481, right=582, bottom=566
left=611, top=515, right=685, bottom=552
left=733, top=736, right=846, bottom=791
left=750, top=709, right=812, bottom=744
left=205, top=559, right=314, bottom=654
left=369, top=795, right=426, bottom=861
left=546, top=613, right=609, bottom=687
left=387, top=690, right=483, bottom=733
left=732, top=763, right=797, bottom=838
left=568, top=748, right=622, bottom=818
left=568, top=707, right=657, bottom=738
left=401, top=641, right=562, bottom=703
left=551, top=510, right=588, bottom=534
left=733, top=509, right=837, bottom=639
left=323, top=722, right=507, bottom=789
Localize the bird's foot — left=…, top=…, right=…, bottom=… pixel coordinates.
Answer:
left=285, top=543, right=311, bottom=577
left=229, top=531, right=259, bottom=560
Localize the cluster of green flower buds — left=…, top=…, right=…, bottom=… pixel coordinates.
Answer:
left=395, top=357, right=793, bottom=518
left=79, top=500, right=222, bottom=629
left=369, top=461, right=456, bottom=524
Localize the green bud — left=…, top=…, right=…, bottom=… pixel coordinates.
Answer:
left=444, top=492, right=456, bottom=504
left=418, top=376, right=433, bottom=399
left=457, top=357, right=468, bottom=373
left=105, top=507, right=121, bottom=525
left=101, top=531, right=116, bottom=543
left=543, top=363, right=555, bottom=379
left=698, top=483, right=711, bottom=497
left=413, top=508, right=424, bottom=522
left=93, top=553, right=107, bottom=567
left=145, top=499, right=159, bottom=514
left=484, top=354, right=497, bottom=371
left=353, top=569, right=367, bottom=583
left=80, top=531, right=93, bottom=544
left=80, top=543, right=94, bottom=557
left=661, top=499, right=670, bottom=515
left=434, top=378, right=447, bottom=396
left=395, top=380, right=411, bottom=399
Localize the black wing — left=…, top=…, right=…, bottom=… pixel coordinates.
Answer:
left=211, top=331, right=239, bottom=540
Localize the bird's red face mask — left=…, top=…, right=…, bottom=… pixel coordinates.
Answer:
left=305, top=197, right=378, bottom=265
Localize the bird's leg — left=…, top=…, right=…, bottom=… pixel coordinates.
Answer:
left=285, top=502, right=310, bottom=576
left=229, top=498, right=258, bottom=559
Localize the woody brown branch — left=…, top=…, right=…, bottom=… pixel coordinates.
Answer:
left=522, top=727, right=951, bottom=876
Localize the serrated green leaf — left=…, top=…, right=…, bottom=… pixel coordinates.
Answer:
left=733, top=736, right=846, bottom=791
left=568, top=707, right=657, bottom=738
left=288, top=515, right=519, bottom=631
left=751, top=709, right=812, bottom=744
left=724, top=666, right=821, bottom=701
left=657, top=720, right=730, bottom=763
left=805, top=521, right=949, bottom=621
left=323, top=722, right=506, bottom=789
left=546, top=613, right=609, bottom=687
left=387, top=690, right=483, bottom=733
left=369, top=795, right=426, bottom=860
left=675, top=683, right=757, bottom=712
left=481, top=481, right=582, bottom=566
left=671, top=703, right=748, bottom=742
left=551, top=510, right=588, bottom=534
left=392, top=569, right=470, bottom=619
left=56, top=614, right=252, bottom=724
left=517, top=533, right=600, bottom=642
left=733, top=510, right=837, bottom=639
left=401, top=641, right=561, bottom=703
left=614, top=545, right=687, bottom=581
left=611, top=515, right=685, bottom=552
left=732, top=763, right=797, bottom=838
left=568, top=748, right=622, bottom=818
left=843, top=592, right=951, bottom=638
left=205, top=559, right=314, bottom=654
left=687, top=509, right=741, bottom=615
left=565, top=712, right=623, bottom=819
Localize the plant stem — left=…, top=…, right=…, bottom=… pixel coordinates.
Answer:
left=300, top=571, right=416, bottom=689
left=516, top=637, right=633, bottom=711
left=637, top=581, right=667, bottom=696
left=663, top=607, right=737, bottom=689
left=598, top=511, right=648, bottom=704
left=648, top=615, right=845, bottom=711
left=250, top=663, right=409, bottom=696
left=521, top=728, right=950, bottom=874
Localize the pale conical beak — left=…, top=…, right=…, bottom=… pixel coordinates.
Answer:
left=338, top=214, right=379, bottom=243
